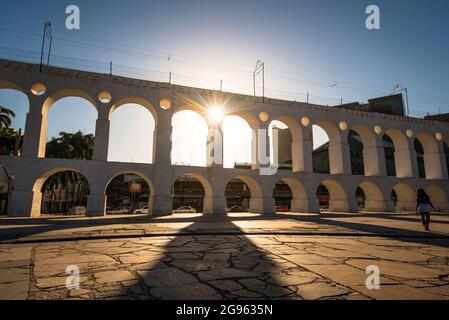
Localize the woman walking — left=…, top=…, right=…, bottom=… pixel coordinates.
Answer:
left=416, top=189, right=434, bottom=231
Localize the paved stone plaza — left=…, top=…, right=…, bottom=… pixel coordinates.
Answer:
left=1, top=212, right=449, bottom=300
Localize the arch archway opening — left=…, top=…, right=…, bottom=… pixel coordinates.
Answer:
left=0, top=88, right=29, bottom=156
left=225, top=178, right=251, bottom=213
left=312, top=124, right=330, bottom=174
left=172, top=175, right=205, bottom=214
left=40, top=170, right=90, bottom=215
left=171, top=110, right=208, bottom=167
left=348, top=130, right=364, bottom=175
left=383, top=134, right=396, bottom=177
left=317, top=179, right=352, bottom=212
left=414, top=138, right=426, bottom=178
left=222, top=116, right=253, bottom=169
left=108, top=103, right=155, bottom=164
left=273, top=181, right=293, bottom=213
left=45, top=96, right=97, bottom=160
left=105, top=173, right=151, bottom=215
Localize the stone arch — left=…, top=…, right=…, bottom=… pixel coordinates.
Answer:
left=38, top=89, right=98, bottom=158
left=319, top=179, right=354, bottom=212
left=358, top=181, right=387, bottom=212
left=173, top=173, right=213, bottom=214
left=351, top=124, right=380, bottom=176
left=415, top=132, right=444, bottom=179
left=0, top=81, right=30, bottom=156
left=269, top=115, right=304, bottom=172
left=425, top=185, right=449, bottom=212
left=278, top=177, right=315, bottom=212
left=314, top=120, right=345, bottom=174
left=31, top=167, right=90, bottom=217
left=42, top=89, right=98, bottom=115
left=109, top=96, right=158, bottom=124
left=226, top=175, right=263, bottom=213
left=393, top=183, right=416, bottom=211
left=104, top=171, right=154, bottom=215
left=108, top=97, right=157, bottom=164
left=384, top=128, right=412, bottom=178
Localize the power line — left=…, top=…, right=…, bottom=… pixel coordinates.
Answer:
left=1, top=22, right=449, bottom=108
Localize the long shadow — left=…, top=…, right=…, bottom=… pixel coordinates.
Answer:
left=126, top=213, right=296, bottom=300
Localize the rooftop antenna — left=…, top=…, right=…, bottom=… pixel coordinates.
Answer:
left=392, top=83, right=409, bottom=118
left=39, top=21, right=52, bottom=72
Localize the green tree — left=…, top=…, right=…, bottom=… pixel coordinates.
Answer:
left=46, top=131, right=95, bottom=160
left=0, top=106, right=16, bottom=130
left=0, top=128, right=22, bottom=156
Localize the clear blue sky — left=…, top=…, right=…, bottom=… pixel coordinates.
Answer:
left=1, top=0, right=448, bottom=162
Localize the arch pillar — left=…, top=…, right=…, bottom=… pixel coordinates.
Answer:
left=8, top=190, right=40, bottom=217
left=329, top=141, right=352, bottom=175
left=363, top=136, right=387, bottom=176
left=203, top=196, right=227, bottom=215
left=399, top=139, right=420, bottom=178
left=86, top=194, right=107, bottom=216
left=152, top=106, right=173, bottom=216
left=206, top=126, right=223, bottom=168
left=423, top=142, right=448, bottom=180
left=293, top=125, right=313, bottom=173
left=93, top=107, right=111, bottom=161
left=22, top=95, right=47, bottom=158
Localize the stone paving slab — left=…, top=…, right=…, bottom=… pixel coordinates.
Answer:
left=0, top=233, right=448, bottom=300
left=1, top=212, right=449, bottom=300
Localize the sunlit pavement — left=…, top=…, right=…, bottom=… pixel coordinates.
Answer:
left=0, top=212, right=449, bottom=300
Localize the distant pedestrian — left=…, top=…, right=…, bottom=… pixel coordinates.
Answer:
left=416, top=189, right=434, bottom=231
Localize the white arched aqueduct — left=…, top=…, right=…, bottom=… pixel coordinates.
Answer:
left=1, top=60, right=449, bottom=217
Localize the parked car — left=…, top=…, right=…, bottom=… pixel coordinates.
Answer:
left=107, top=206, right=131, bottom=215
left=67, top=206, right=86, bottom=216
left=172, top=206, right=197, bottom=214
left=275, top=205, right=289, bottom=212
left=133, top=206, right=149, bottom=214
left=226, top=206, right=247, bottom=213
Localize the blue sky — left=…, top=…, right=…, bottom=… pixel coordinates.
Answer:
left=1, top=0, right=449, bottom=162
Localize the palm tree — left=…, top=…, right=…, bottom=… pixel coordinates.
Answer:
left=0, top=106, right=16, bottom=130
